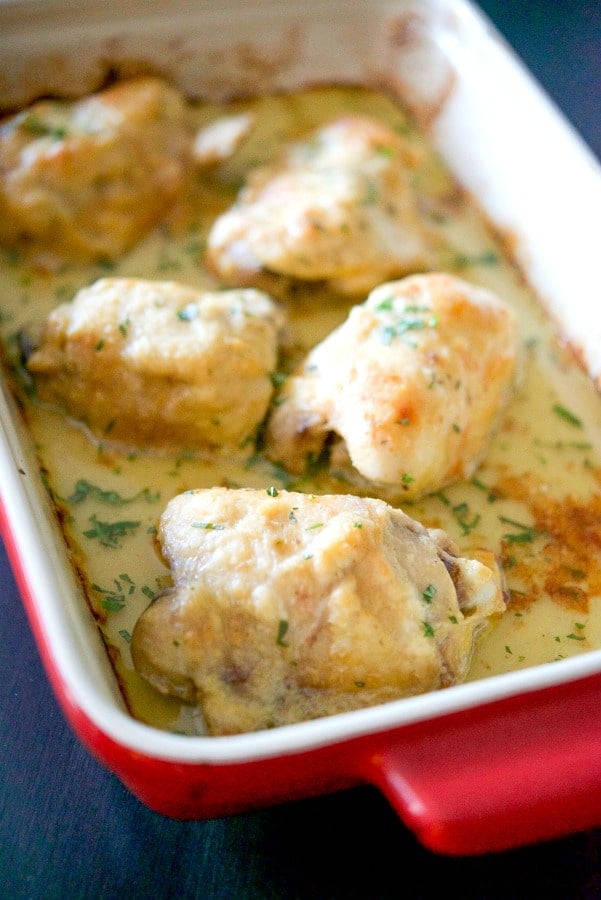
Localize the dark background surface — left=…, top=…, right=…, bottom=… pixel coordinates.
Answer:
left=1, top=2, right=600, bottom=897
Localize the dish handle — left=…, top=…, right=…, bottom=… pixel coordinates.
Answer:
left=361, top=674, right=601, bottom=855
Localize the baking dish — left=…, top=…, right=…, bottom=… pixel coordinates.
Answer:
left=1, top=0, right=601, bottom=857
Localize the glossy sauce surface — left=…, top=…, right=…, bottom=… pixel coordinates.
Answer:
left=2, top=85, right=601, bottom=734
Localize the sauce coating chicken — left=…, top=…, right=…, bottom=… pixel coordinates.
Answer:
left=131, top=487, right=506, bottom=735
left=265, top=273, right=519, bottom=501
left=0, top=76, right=193, bottom=263
left=205, top=114, right=432, bottom=295
left=26, top=277, right=286, bottom=451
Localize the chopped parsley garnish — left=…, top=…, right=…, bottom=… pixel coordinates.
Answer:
left=450, top=250, right=498, bottom=269
left=270, top=371, right=288, bottom=389
left=552, top=403, right=583, bottom=428
left=68, top=479, right=159, bottom=505
left=276, top=619, right=289, bottom=646
left=92, top=578, right=131, bottom=611
left=92, top=575, right=154, bottom=612
left=83, top=516, right=141, bottom=548
left=498, top=515, right=538, bottom=544
left=378, top=307, right=439, bottom=345
left=452, top=501, right=480, bottom=536
left=21, top=113, right=67, bottom=140
left=117, top=317, right=130, bottom=337
left=177, top=304, right=197, bottom=321
left=422, top=584, right=437, bottom=603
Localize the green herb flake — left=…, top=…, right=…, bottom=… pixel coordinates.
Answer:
left=266, top=486, right=279, bottom=497
left=423, top=622, right=435, bottom=638
left=363, top=178, right=379, bottom=205
left=192, top=521, right=226, bottom=530
left=118, top=317, right=130, bottom=337
left=498, top=515, right=538, bottom=544
left=101, top=597, right=126, bottom=612
left=276, top=619, right=289, bottom=646
left=507, top=531, right=536, bottom=544
left=451, top=250, right=498, bottom=269
left=422, top=584, right=437, bottom=603
left=379, top=310, right=438, bottom=345
left=374, top=297, right=394, bottom=312
left=452, top=501, right=481, bottom=536
left=83, top=515, right=141, bottom=548
left=92, top=581, right=127, bottom=611
left=68, top=479, right=159, bottom=505
left=552, top=403, right=583, bottom=429
left=177, top=304, right=197, bottom=321
left=270, top=372, right=288, bottom=390
left=471, top=476, right=503, bottom=503
left=566, top=623, right=587, bottom=641
left=21, top=113, right=67, bottom=140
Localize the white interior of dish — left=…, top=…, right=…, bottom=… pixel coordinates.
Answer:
left=1, top=0, right=601, bottom=764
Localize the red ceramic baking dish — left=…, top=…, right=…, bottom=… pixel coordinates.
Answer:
left=1, top=0, right=601, bottom=856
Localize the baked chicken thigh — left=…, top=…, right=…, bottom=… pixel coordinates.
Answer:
left=131, top=486, right=506, bottom=734
left=265, top=273, right=519, bottom=501
left=205, top=114, right=432, bottom=295
left=26, top=277, right=285, bottom=451
left=0, top=76, right=194, bottom=264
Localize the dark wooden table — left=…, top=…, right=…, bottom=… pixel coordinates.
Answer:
left=1, top=2, right=600, bottom=897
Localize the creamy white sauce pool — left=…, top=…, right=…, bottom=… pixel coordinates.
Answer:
left=2, top=85, right=601, bottom=734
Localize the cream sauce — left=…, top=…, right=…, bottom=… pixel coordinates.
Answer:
left=2, top=85, right=601, bottom=734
